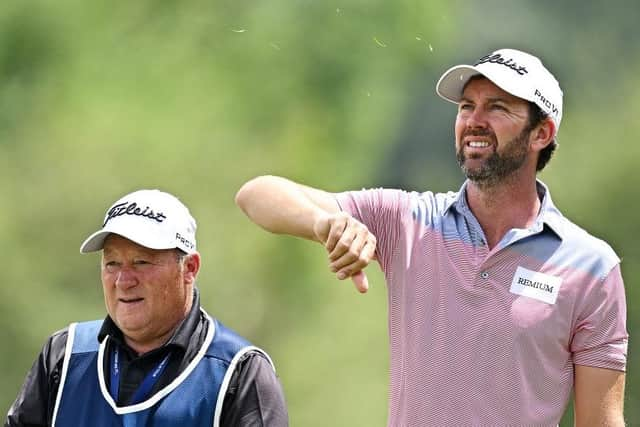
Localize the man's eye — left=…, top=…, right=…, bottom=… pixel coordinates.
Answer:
left=104, top=261, right=119, bottom=270
left=459, top=103, right=473, bottom=110
left=491, top=104, right=507, bottom=111
left=134, top=260, right=150, bottom=265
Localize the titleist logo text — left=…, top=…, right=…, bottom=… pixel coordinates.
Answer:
left=104, top=202, right=167, bottom=227
left=475, top=53, right=528, bottom=75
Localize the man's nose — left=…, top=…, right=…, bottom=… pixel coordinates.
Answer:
left=115, top=267, right=138, bottom=289
left=465, top=107, right=489, bottom=129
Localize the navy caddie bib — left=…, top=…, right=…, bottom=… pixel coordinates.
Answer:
left=51, top=311, right=273, bottom=427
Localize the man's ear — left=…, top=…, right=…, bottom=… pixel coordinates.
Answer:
left=530, top=117, right=556, bottom=152
left=183, top=252, right=201, bottom=285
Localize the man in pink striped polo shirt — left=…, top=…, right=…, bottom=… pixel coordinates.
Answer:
left=236, top=48, right=628, bottom=426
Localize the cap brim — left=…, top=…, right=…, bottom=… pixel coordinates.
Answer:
left=79, top=230, right=111, bottom=253
left=436, top=65, right=482, bottom=104
left=79, top=229, right=179, bottom=254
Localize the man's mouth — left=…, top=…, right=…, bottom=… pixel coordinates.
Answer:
left=120, top=297, right=144, bottom=304
left=467, top=141, right=490, bottom=148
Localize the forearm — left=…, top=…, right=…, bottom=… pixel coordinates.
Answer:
left=235, top=175, right=338, bottom=242
left=236, top=175, right=376, bottom=292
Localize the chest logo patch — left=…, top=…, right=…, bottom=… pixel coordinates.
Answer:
left=510, top=266, right=562, bottom=304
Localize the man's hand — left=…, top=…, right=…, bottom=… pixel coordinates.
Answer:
left=313, top=212, right=377, bottom=293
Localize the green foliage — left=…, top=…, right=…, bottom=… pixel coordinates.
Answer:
left=1, top=1, right=637, bottom=426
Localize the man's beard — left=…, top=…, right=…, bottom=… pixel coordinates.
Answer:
left=456, top=128, right=530, bottom=187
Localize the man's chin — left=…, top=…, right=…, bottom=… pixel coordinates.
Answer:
left=465, top=172, right=490, bottom=182
left=460, top=161, right=488, bottom=177
left=460, top=164, right=495, bottom=184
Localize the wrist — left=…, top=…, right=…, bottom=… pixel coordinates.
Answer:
left=311, top=212, right=331, bottom=244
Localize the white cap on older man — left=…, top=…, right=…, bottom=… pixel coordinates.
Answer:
left=80, top=189, right=197, bottom=254
left=436, top=48, right=563, bottom=130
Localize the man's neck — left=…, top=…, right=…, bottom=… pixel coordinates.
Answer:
left=465, top=172, right=541, bottom=249
left=124, top=329, right=177, bottom=356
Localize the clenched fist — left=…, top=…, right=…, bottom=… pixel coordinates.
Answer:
left=313, top=211, right=377, bottom=293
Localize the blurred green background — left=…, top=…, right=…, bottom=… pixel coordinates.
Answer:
left=1, top=0, right=637, bottom=425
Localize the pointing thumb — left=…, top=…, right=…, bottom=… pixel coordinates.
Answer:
left=351, top=271, right=369, bottom=293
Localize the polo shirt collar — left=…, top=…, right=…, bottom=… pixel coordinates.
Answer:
left=534, top=180, right=565, bottom=240
left=444, top=179, right=566, bottom=240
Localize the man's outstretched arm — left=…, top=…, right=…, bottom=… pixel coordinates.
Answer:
left=235, top=175, right=376, bottom=292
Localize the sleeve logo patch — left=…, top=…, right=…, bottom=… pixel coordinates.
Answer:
left=510, top=266, right=562, bottom=305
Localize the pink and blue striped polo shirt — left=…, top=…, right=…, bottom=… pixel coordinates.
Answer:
left=336, top=180, right=628, bottom=427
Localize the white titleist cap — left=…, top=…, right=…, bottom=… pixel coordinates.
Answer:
left=80, top=189, right=197, bottom=254
left=436, top=48, right=563, bottom=130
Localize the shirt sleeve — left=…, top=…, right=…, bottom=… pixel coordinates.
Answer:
left=571, top=263, right=628, bottom=371
left=4, top=329, right=68, bottom=427
left=220, top=351, right=289, bottom=427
